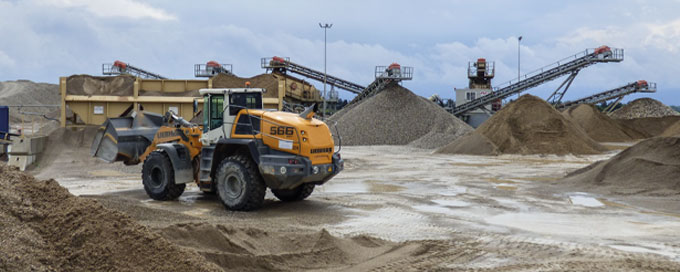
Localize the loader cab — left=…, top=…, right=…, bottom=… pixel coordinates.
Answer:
left=198, top=88, right=264, bottom=141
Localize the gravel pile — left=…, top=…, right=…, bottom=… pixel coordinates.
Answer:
left=0, top=80, right=60, bottom=122
left=611, top=98, right=679, bottom=119
left=331, top=84, right=472, bottom=148
left=562, top=104, right=646, bottom=142
left=0, top=165, right=220, bottom=272
left=561, top=136, right=680, bottom=196
left=441, top=95, right=606, bottom=155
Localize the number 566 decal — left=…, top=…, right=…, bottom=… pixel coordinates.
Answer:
left=270, top=126, right=295, bottom=136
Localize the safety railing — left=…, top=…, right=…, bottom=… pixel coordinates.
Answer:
left=468, top=61, right=495, bottom=78
left=492, top=48, right=623, bottom=92
left=261, top=57, right=291, bottom=69
left=194, top=63, right=232, bottom=77
left=375, top=66, right=414, bottom=80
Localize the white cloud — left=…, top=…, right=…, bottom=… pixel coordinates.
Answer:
left=645, top=19, right=680, bottom=53
left=38, top=0, right=176, bottom=21
left=0, top=50, right=15, bottom=68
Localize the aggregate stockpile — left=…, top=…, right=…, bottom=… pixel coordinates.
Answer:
left=330, top=84, right=473, bottom=148
left=562, top=104, right=646, bottom=142
left=561, top=136, right=680, bottom=196
left=610, top=98, right=680, bottom=119
left=661, top=120, right=680, bottom=136
left=438, top=95, right=606, bottom=155
left=66, top=75, right=136, bottom=96
left=0, top=80, right=59, bottom=122
left=211, top=73, right=279, bottom=99
left=606, top=98, right=680, bottom=137
left=0, top=165, right=220, bottom=272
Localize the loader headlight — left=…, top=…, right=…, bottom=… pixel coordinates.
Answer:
left=312, top=166, right=319, bottom=174
left=280, top=166, right=287, bottom=175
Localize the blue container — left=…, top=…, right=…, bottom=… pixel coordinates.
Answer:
left=0, top=106, right=8, bottom=139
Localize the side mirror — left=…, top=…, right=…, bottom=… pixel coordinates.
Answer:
left=193, top=99, right=198, bottom=113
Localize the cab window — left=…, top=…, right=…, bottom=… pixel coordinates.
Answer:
left=209, top=95, right=224, bottom=130
left=229, top=93, right=262, bottom=116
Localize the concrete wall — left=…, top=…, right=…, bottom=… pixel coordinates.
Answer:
left=7, top=136, right=47, bottom=171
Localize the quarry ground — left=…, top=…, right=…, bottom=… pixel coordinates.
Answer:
left=37, top=145, right=680, bottom=271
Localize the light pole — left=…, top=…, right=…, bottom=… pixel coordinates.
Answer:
left=319, top=23, right=333, bottom=118
left=517, top=35, right=522, bottom=99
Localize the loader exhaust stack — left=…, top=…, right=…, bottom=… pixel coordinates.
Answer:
left=90, top=111, right=164, bottom=165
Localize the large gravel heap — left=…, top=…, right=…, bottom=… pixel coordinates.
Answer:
left=0, top=165, right=220, bottom=272
left=562, top=104, right=646, bottom=142
left=330, top=84, right=472, bottom=148
left=562, top=136, right=680, bottom=196
left=0, top=80, right=59, bottom=122
left=439, top=95, right=606, bottom=155
left=611, top=98, right=679, bottom=119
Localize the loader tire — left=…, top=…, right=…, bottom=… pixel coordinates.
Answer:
left=272, top=183, right=315, bottom=202
left=215, top=154, right=266, bottom=211
left=141, top=150, right=185, bottom=200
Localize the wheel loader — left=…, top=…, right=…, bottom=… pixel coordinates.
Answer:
left=90, top=87, right=343, bottom=211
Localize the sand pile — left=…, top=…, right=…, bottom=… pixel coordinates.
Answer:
left=435, top=131, right=499, bottom=155
left=330, top=84, right=472, bottom=148
left=158, top=222, right=400, bottom=271
left=562, top=104, right=646, bottom=142
left=561, top=136, right=680, bottom=196
left=440, top=95, right=605, bottom=155
left=31, top=126, right=141, bottom=179
left=212, top=73, right=279, bottom=99
left=661, top=120, right=680, bottom=136
left=616, top=116, right=680, bottom=137
left=611, top=98, right=679, bottom=119
left=0, top=80, right=60, bottom=122
left=0, top=165, right=220, bottom=272
left=66, top=75, right=135, bottom=96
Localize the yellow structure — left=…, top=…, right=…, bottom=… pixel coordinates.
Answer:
left=275, top=73, right=323, bottom=104
left=60, top=76, right=284, bottom=127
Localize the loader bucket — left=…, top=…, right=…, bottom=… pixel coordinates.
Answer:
left=90, top=111, right=164, bottom=165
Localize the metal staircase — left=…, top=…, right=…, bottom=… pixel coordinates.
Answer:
left=102, top=60, right=167, bottom=79
left=452, top=46, right=624, bottom=116
left=261, top=57, right=364, bottom=94
left=556, top=80, right=656, bottom=110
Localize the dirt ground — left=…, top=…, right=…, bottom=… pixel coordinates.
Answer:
left=29, top=145, right=680, bottom=271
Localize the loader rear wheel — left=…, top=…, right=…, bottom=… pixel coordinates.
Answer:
left=142, top=150, right=185, bottom=200
left=215, top=154, right=266, bottom=211
left=272, top=183, right=315, bottom=202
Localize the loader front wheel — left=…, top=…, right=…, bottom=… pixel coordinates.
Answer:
left=142, top=150, right=185, bottom=200
left=215, top=154, right=266, bottom=211
left=272, top=183, right=315, bottom=202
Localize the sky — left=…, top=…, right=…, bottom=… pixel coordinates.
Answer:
left=1, top=0, right=680, bottom=104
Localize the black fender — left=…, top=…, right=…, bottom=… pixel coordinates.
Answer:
left=155, top=143, right=194, bottom=184
left=209, top=139, right=262, bottom=179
